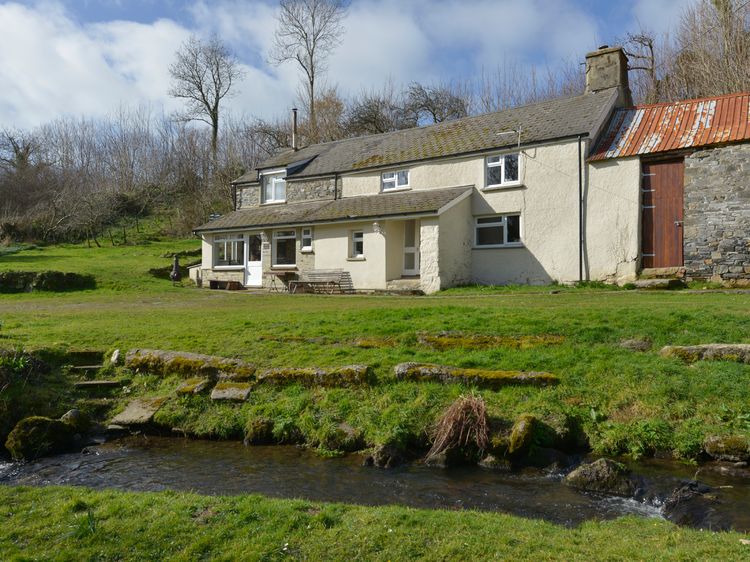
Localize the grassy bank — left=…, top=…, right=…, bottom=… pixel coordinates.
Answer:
left=0, top=486, right=747, bottom=560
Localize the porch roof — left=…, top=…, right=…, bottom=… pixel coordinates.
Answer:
left=193, top=186, right=472, bottom=233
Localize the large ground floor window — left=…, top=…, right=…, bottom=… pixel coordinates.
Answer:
left=475, top=215, right=521, bottom=247
left=273, top=230, right=296, bottom=266
left=214, top=235, right=244, bottom=266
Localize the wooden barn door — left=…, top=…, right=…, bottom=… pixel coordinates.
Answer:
left=641, top=159, right=684, bottom=269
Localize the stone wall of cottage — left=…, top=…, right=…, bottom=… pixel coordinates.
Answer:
left=238, top=184, right=261, bottom=209
left=683, top=143, right=750, bottom=284
left=286, top=178, right=336, bottom=203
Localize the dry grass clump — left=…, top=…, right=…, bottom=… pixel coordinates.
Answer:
left=427, top=395, right=489, bottom=459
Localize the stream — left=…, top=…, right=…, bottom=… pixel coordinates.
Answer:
left=2, top=436, right=749, bottom=530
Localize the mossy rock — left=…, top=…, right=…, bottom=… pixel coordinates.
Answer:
left=417, top=332, right=564, bottom=351
left=60, top=409, right=91, bottom=434
left=317, top=423, right=365, bottom=453
left=564, top=458, right=636, bottom=497
left=660, top=344, right=750, bottom=364
left=5, top=416, right=75, bottom=460
left=394, top=363, right=558, bottom=389
left=244, top=417, right=275, bottom=445
left=125, top=349, right=256, bottom=380
left=257, top=365, right=374, bottom=388
left=508, top=414, right=538, bottom=457
left=353, top=337, right=398, bottom=349
left=210, top=382, right=252, bottom=401
left=478, top=454, right=512, bottom=471
left=704, top=435, right=750, bottom=462
left=175, top=377, right=211, bottom=395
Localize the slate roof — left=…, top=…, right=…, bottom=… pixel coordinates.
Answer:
left=194, top=186, right=472, bottom=233
left=235, top=90, right=619, bottom=183
left=590, top=92, right=750, bottom=161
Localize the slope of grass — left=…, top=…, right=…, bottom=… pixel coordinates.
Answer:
left=0, top=486, right=747, bottom=561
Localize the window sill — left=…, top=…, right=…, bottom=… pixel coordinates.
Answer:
left=381, top=187, right=411, bottom=194
left=301, top=249, right=314, bottom=254
left=347, top=257, right=366, bottom=261
left=472, top=244, right=524, bottom=250
left=271, top=265, right=297, bottom=270
left=482, top=183, right=524, bottom=192
left=260, top=201, right=287, bottom=206
left=213, top=265, right=244, bottom=270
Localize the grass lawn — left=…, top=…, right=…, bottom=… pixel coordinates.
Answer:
left=1, top=240, right=750, bottom=559
left=1, top=486, right=748, bottom=561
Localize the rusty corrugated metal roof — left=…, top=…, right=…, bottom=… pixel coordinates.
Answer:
left=589, top=92, right=750, bottom=161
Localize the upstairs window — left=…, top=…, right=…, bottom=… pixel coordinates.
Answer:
left=382, top=170, right=409, bottom=191
left=214, top=235, right=244, bottom=266
left=485, top=153, right=520, bottom=188
left=262, top=171, right=286, bottom=203
left=475, top=215, right=521, bottom=247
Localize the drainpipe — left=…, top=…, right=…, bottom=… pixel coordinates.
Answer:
left=292, top=108, right=298, bottom=151
left=232, top=183, right=237, bottom=211
left=334, top=172, right=339, bottom=200
left=578, top=135, right=584, bottom=283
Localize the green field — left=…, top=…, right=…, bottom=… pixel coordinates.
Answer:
left=1, top=239, right=750, bottom=559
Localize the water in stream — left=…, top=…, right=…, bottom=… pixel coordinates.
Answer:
left=2, top=436, right=748, bottom=530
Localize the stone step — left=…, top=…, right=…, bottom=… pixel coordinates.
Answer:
left=633, top=278, right=686, bottom=290
left=69, top=365, right=104, bottom=373
left=640, top=267, right=685, bottom=279
left=74, top=380, right=123, bottom=390
left=110, top=397, right=168, bottom=426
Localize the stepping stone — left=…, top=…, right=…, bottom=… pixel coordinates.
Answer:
left=633, top=279, right=685, bottom=290
left=175, top=377, right=211, bottom=395
left=74, top=380, right=122, bottom=389
left=210, top=382, right=252, bottom=401
left=110, top=397, right=168, bottom=426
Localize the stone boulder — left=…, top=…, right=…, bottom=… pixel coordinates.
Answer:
left=60, top=409, right=91, bottom=434
left=704, top=435, right=750, bottom=462
left=394, top=363, right=559, bottom=389
left=660, top=344, right=750, bottom=364
left=5, top=416, right=75, bottom=460
left=619, top=338, right=652, bottom=352
left=508, top=414, right=537, bottom=457
left=478, top=454, right=512, bottom=472
left=564, top=458, right=637, bottom=497
left=125, top=349, right=256, bottom=380
left=663, top=481, right=729, bottom=530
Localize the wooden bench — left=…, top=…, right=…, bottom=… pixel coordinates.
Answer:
left=289, top=269, right=354, bottom=294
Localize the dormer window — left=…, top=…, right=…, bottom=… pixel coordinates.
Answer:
left=262, top=170, right=286, bottom=203
left=485, top=153, right=520, bottom=188
left=382, top=170, right=409, bottom=191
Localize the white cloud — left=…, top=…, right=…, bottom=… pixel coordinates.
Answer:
left=631, top=0, right=699, bottom=35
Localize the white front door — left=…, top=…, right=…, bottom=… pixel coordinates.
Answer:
left=245, top=234, right=263, bottom=287
left=403, top=220, right=420, bottom=276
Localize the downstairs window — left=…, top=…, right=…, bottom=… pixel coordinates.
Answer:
left=214, top=235, right=244, bottom=266
left=475, top=215, right=521, bottom=247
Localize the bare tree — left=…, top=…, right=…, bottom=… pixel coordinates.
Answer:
left=168, top=36, right=244, bottom=160
left=271, top=0, right=346, bottom=143
left=405, top=82, right=470, bottom=124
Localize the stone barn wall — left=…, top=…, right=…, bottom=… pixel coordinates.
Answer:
left=683, top=143, right=750, bottom=284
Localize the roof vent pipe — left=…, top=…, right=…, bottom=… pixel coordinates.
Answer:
left=292, top=108, right=298, bottom=151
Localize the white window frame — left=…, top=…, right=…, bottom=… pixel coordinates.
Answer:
left=261, top=169, right=287, bottom=204
left=301, top=227, right=313, bottom=252
left=350, top=230, right=364, bottom=258
left=272, top=229, right=296, bottom=267
left=214, top=234, right=245, bottom=268
left=474, top=214, right=522, bottom=248
left=485, top=153, right=521, bottom=189
left=381, top=170, right=410, bottom=192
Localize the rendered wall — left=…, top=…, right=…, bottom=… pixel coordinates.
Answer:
left=586, top=156, right=641, bottom=282
left=438, top=196, right=472, bottom=288
left=313, top=222, right=387, bottom=290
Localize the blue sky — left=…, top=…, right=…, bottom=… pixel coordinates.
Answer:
left=0, top=0, right=697, bottom=129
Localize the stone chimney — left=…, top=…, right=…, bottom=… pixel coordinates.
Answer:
left=585, top=45, right=632, bottom=107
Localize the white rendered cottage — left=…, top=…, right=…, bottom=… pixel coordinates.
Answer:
left=193, top=47, right=649, bottom=293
